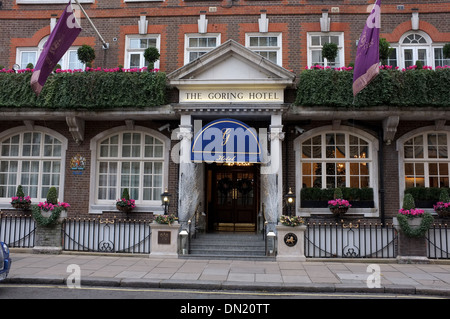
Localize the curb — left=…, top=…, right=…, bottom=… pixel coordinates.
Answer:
left=4, top=276, right=450, bottom=297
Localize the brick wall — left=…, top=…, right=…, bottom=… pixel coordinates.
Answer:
left=1, top=2, right=449, bottom=72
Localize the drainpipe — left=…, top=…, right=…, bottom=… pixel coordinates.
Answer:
left=378, top=128, right=386, bottom=226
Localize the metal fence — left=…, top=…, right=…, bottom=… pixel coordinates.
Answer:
left=62, top=217, right=152, bottom=254
left=305, top=221, right=398, bottom=258
left=0, top=212, right=35, bottom=248
left=427, top=223, right=450, bottom=259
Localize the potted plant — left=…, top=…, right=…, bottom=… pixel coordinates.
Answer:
left=154, top=214, right=178, bottom=225
left=77, top=44, right=96, bottom=68
left=10, top=185, right=31, bottom=210
left=116, top=188, right=136, bottom=213
left=279, top=215, right=304, bottom=227
left=143, top=46, right=160, bottom=71
left=433, top=189, right=450, bottom=218
left=32, top=187, right=70, bottom=227
left=322, top=42, right=338, bottom=66
left=394, top=193, right=434, bottom=238
left=328, top=188, right=351, bottom=217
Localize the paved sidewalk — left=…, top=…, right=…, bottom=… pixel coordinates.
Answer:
left=4, top=251, right=450, bottom=297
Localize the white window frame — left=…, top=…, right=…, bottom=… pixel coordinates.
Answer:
left=397, top=126, right=450, bottom=209
left=294, top=126, right=379, bottom=217
left=307, top=32, right=345, bottom=68
left=16, top=36, right=84, bottom=70
left=245, top=33, right=282, bottom=66
left=184, top=33, right=221, bottom=65
left=124, top=34, right=161, bottom=70
left=0, top=126, right=68, bottom=209
left=89, top=126, right=170, bottom=214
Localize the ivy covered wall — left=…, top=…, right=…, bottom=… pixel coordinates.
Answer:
left=0, top=71, right=168, bottom=109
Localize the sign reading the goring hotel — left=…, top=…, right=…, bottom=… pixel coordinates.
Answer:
left=180, top=88, right=284, bottom=103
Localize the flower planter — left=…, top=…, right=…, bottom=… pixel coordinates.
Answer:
left=11, top=203, right=31, bottom=210
left=329, top=207, right=349, bottom=217
left=116, top=205, right=133, bottom=214
left=436, top=209, right=450, bottom=218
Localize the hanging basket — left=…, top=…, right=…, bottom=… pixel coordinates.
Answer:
left=329, top=207, right=349, bottom=217
left=116, top=205, right=133, bottom=214
left=436, top=208, right=450, bottom=218
left=11, top=203, right=31, bottom=210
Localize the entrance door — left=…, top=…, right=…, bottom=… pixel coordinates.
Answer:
left=210, top=164, right=258, bottom=232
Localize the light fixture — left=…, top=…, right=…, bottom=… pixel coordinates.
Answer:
left=284, top=187, right=296, bottom=216
left=12, top=64, right=20, bottom=73
left=160, top=188, right=171, bottom=215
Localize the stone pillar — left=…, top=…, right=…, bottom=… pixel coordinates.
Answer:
left=276, top=224, right=307, bottom=262
left=269, top=114, right=284, bottom=219
left=393, top=217, right=429, bottom=264
left=176, top=115, right=201, bottom=233
left=149, top=222, right=180, bottom=259
left=33, top=210, right=67, bottom=254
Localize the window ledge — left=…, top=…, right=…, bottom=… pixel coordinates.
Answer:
left=298, top=208, right=379, bottom=218
left=89, top=204, right=164, bottom=215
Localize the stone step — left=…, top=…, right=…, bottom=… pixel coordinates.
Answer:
left=185, top=232, right=270, bottom=260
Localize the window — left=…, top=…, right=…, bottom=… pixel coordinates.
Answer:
left=90, top=127, right=170, bottom=213
left=246, top=33, right=282, bottom=66
left=125, top=35, right=160, bottom=69
left=185, top=34, right=220, bottom=65
left=307, top=33, right=344, bottom=68
left=16, top=37, right=84, bottom=70
left=295, top=126, right=379, bottom=215
left=402, top=132, right=449, bottom=189
left=300, top=132, right=371, bottom=189
left=0, top=128, right=66, bottom=203
left=434, top=47, right=450, bottom=68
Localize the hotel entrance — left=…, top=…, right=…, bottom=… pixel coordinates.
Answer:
left=206, top=163, right=259, bottom=232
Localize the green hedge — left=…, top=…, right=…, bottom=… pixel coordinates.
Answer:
left=295, top=68, right=450, bottom=108
left=301, top=187, right=374, bottom=201
left=404, top=187, right=450, bottom=202
left=0, top=71, right=168, bottom=109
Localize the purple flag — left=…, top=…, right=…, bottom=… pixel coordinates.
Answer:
left=353, top=0, right=381, bottom=96
left=31, top=1, right=82, bottom=95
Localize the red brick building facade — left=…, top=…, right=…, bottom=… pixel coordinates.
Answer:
left=0, top=0, right=449, bottom=234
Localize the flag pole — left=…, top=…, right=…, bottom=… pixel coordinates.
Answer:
left=72, top=0, right=109, bottom=49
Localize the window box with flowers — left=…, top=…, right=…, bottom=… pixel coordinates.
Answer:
left=394, top=194, right=434, bottom=238
left=10, top=185, right=31, bottom=210
left=116, top=188, right=136, bottom=214
left=32, top=187, right=70, bottom=227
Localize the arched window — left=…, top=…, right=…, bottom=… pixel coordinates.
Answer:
left=295, top=126, right=379, bottom=216
left=0, top=127, right=67, bottom=203
left=299, top=132, right=372, bottom=189
left=90, top=127, right=170, bottom=213
left=399, top=130, right=450, bottom=190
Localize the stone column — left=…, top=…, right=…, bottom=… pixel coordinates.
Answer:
left=261, top=114, right=284, bottom=233
left=176, top=115, right=201, bottom=233
left=269, top=114, right=284, bottom=219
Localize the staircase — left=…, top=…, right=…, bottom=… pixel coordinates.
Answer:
left=183, top=232, right=273, bottom=260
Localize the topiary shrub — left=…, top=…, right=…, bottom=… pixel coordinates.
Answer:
left=46, top=187, right=58, bottom=205
left=144, top=47, right=160, bottom=70
left=322, top=42, right=338, bottom=63
left=402, top=193, right=416, bottom=210
left=77, top=44, right=96, bottom=66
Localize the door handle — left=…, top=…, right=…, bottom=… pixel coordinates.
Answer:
left=232, top=188, right=238, bottom=200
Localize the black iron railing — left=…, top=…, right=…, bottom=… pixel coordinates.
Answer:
left=62, top=217, right=152, bottom=254
left=0, top=212, right=35, bottom=248
left=305, top=221, right=398, bottom=258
